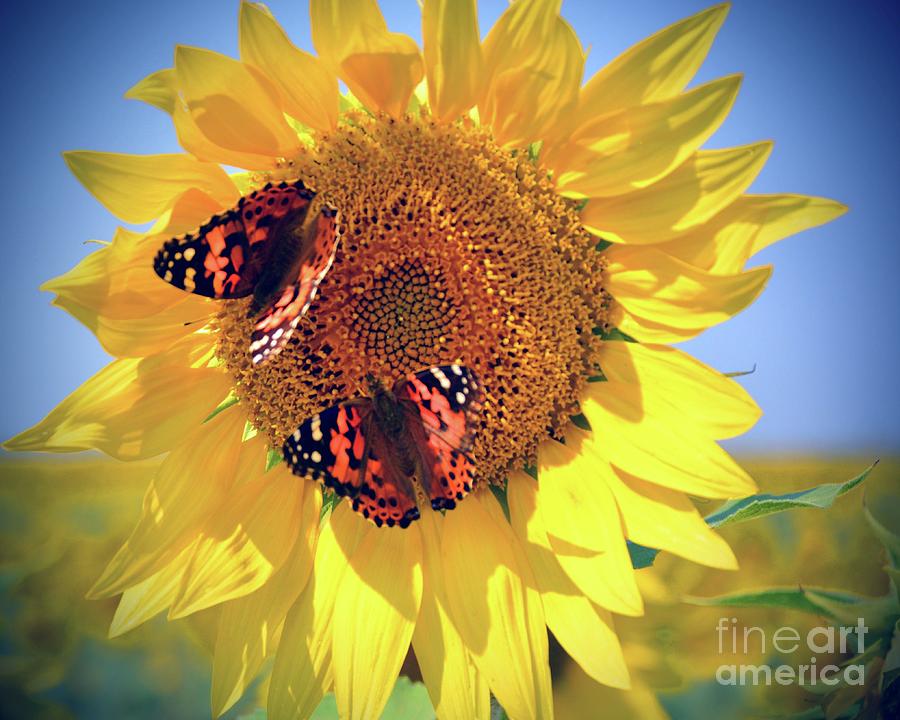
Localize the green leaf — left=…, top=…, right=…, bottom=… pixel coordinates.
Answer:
left=683, top=586, right=886, bottom=620
left=629, top=463, right=876, bottom=569
left=863, top=496, right=900, bottom=569
left=704, top=462, right=877, bottom=528
left=683, top=587, right=832, bottom=614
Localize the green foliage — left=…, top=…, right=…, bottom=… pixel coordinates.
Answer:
left=630, top=462, right=876, bottom=570
left=682, top=587, right=876, bottom=617
left=703, top=462, right=877, bottom=528
left=246, top=678, right=436, bottom=720
left=684, top=470, right=900, bottom=720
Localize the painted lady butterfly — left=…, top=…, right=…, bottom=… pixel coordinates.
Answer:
left=283, top=365, right=484, bottom=528
left=153, top=179, right=341, bottom=365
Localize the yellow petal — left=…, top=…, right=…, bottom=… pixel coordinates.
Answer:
left=108, top=547, right=191, bottom=637
left=239, top=2, right=338, bottom=131
left=332, top=521, right=423, bottom=720
left=63, top=150, right=238, bottom=224
left=126, top=66, right=280, bottom=169
left=605, top=245, right=771, bottom=341
left=42, top=189, right=220, bottom=357
left=481, top=1, right=583, bottom=146
left=124, top=67, right=177, bottom=113
left=598, top=341, right=760, bottom=439
left=442, top=492, right=552, bottom=720
left=267, top=503, right=367, bottom=720
left=310, top=0, right=423, bottom=117
left=310, top=0, right=389, bottom=63
left=5, top=333, right=230, bottom=459
left=87, top=407, right=250, bottom=598
left=174, top=46, right=303, bottom=160
left=211, top=484, right=321, bottom=717
left=580, top=143, right=773, bottom=242
left=580, top=383, right=757, bottom=498
left=413, top=510, right=490, bottom=720
left=577, top=4, right=729, bottom=119
left=603, top=465, right=737, bottom=569
left=536, top=441, right=643, bottom=616
left=662, top=193, right=849, bottom=274
left=552, top=75, right=741, bottom=197
left=422, top=0, right=483, bottom=121
left=508, top=472, right=630, bottom=689
left=169, top=464, right=308, bottom=618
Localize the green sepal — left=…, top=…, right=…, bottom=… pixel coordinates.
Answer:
left=265, top=448, right=283, bottom=472
left=594, top=326, right=636, bottom=342
left=203, top=393, right=239, bottom=423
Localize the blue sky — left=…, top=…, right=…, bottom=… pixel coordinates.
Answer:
left=1, top=0, right=897, bottom=454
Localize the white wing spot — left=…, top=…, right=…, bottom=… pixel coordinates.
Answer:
left=455, top=391, right=466, bottom=404
left=311, top=450, right=322, bottom=463
left=311, top=415, right=323, bottom=442
left=431, top=367, right=451, bottom=389
left=183, top=247, right=196, bottom=261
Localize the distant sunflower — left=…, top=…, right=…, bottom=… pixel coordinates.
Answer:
left=6, top=1, right=846, bottom=718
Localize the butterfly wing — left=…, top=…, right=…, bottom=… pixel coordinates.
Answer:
left=282, top=396, right=420, bottom=529
left=283, top=399, right=371, bottom=499
left=396, top=365, right=483, bottom=511
left=249, top=205, right=342, bottom=365
left=153, top=180, right=315, bottom=299
left=350, top=428, right=421, bottom=529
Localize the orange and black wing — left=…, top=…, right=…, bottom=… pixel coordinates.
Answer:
left=153, top=179, right=315, bottom=299
left=396, top=365, right=483, bottom=511
left=282, top=397, right=420, bottom=529
left=249, top=205, right=341, bottom=365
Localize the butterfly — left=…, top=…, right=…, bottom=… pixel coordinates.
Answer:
left=153, top=179, right=341, bottom=365
left=282, top=365, right=484, bottom=528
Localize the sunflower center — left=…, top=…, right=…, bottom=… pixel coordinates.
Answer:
left=351, top=258, right=457, bottom=368
left=216, top=111, right=612, bottom=483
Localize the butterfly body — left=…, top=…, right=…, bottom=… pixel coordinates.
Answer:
left=365, top=373, right=421, bottom=479
left=153, top=180, right=341, bottom=365
left=283, top=366, right=484, bottom=528
left=245, top=209, right=309, bottom=319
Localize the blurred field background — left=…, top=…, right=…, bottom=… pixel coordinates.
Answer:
left=2, top=455, right=895, bottom=719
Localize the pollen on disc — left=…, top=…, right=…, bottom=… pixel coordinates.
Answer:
left=215, top=112, right=613, bottom=484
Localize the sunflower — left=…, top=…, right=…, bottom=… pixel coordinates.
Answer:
left=5, top=1, right=845, bottom=718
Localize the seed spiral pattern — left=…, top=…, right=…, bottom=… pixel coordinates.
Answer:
left=216, top=112, right=612, bottom=483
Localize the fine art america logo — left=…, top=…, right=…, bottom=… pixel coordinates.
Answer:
left=715, top=617, right=868, bottom=686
